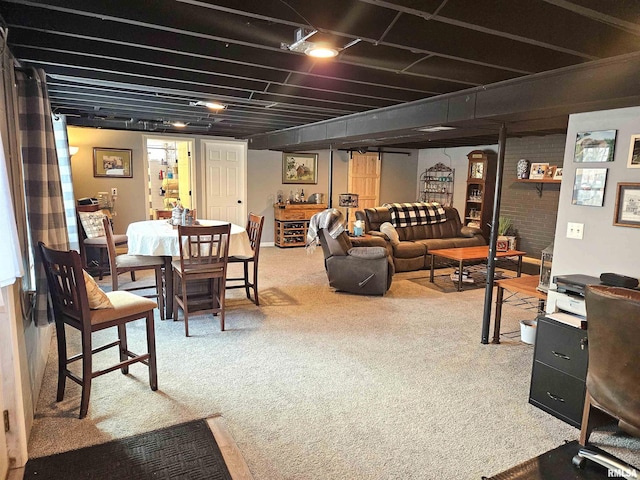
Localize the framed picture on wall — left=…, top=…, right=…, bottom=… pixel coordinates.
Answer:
left=529, top=163, right=549, bottom=180
left=553, top=167, right=563, bottom=180
left=282, top=152, right=318, bottom=184
left=613, top=183, right=640, bottom=227
left=544, top=166, right=557, bottom=179
left=573, top=130, right=617, bottom=162
left=571, top=168, right=608, bottom=206
left=627, top=135, right=640, bottom=168
left=93, top=148, right=133, bottom=178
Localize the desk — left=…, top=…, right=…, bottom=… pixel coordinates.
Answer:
left=126, top=220, right=252, bottom=318
left=492, top=275, right=547, bottom=344
left=429, top=245, right=526, bottom=292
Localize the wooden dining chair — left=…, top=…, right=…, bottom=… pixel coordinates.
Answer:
left=155, top=209, right=173, bottom=220
left=227, top=213, right=265, bottom=305
left=103, top=217, right=165, bottom=320
left=76, top=204, right=128, bottom=280
left=155, top=208, right=196, bottom=223
left=38, top=242, right=158, bottom=419
left=172, top=223, right=231, bottom=335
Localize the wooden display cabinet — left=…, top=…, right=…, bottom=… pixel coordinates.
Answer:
left=274, top=203, right=327, bottom=247
left=464, top=150, right=496, bottom=240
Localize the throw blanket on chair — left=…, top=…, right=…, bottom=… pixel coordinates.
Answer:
left=383, top=202, right=446, bottom=228
left=306, top=208, right=345, bottom=253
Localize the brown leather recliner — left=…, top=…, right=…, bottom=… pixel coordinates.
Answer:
left=317, top=228, right=394, bottom=296
left=572, top=285, right=640, bottom=473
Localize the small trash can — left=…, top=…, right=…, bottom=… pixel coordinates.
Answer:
left=520, top=319, right=538, bottom=345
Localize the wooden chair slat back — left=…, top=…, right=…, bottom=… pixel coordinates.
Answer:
left=38, top=242, right=91, bottom=327
left=102, top=217, right=118, bottom=274
left=246, top=213, right=265, bottom=254
left=177, top=224, right=231, bottom=275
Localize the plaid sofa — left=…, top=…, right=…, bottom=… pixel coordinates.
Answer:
left=355, top=205, right=485, bottom=272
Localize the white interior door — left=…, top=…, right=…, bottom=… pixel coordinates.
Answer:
left=202, top=140, right=246, bottom=225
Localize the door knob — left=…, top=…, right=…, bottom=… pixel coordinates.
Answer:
left=237, top=200, right=242, bottom=204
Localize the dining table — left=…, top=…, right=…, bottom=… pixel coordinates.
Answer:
left=126, top=219, right=253, bottom=319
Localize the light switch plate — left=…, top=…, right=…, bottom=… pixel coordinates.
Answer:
left=566, top=222, right=584, bottom=239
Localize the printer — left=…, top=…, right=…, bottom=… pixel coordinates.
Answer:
left=545, top=274, right=601, bottom=328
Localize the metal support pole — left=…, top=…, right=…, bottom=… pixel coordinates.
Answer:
left=328, top=146, right=334, bottom=208
left=481, top=123, right=507, bottom=344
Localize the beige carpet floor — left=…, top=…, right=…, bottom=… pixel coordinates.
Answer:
left=27, top=246, right=639, bottom=479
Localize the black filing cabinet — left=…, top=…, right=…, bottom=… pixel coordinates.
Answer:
left=529, top=316, right=588, bottom=428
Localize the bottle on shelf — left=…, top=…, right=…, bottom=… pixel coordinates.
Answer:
left=300, top=189, right=305, bottom=202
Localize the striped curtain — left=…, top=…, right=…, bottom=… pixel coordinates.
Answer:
left=52, top=114, right=79, bottom=252
left=17, top=68, right=69, bottom=326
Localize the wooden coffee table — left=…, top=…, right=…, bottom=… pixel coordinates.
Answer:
left=429, top=245, right=526, bottom=292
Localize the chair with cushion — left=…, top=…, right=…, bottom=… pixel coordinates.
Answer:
left=77, top=204, right=128, bottom=280
left=227, top=213, right=264, bottom=305
left=572, top=285, right=640, bottom=475
left=308, top=209, right=393, bottom=295
left=172, top=223, right=231, bottom=335
left=38, top=242, right=158, bottom=419
left=103, top=217, right=165, bottom=320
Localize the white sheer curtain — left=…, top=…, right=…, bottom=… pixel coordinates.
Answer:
left=0, top=130, right=24, bottom=305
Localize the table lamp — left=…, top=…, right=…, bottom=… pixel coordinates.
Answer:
left=338, top=193, right=359, bottom=232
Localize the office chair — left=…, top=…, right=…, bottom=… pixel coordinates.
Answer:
left=572, top=285, right=640, bottom=476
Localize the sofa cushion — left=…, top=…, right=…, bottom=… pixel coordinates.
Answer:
left=379, top=222, right=400, bottom=245
left=347, top=246, right=387, bottom=260
left=319, top=229, right=352, bottom=256
left=392, top=241, right=427, bottom=259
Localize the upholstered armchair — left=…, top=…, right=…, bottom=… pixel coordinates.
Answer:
left=309, top=209, right=393, bottom=295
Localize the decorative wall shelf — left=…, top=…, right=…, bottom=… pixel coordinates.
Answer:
left=419, top=162, right=454, bottom=206
left=515, top=178, right=561, bottom=197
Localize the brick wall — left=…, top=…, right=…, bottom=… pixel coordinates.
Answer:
left=500, top=135, right=566, bottom=259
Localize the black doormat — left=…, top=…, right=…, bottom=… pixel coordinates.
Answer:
left=24, top=419, right=232, bottom=480
left=484, top=440, right=638, bottom=480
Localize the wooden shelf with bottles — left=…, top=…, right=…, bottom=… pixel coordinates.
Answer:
left=419, top=162, right=454, bottom=207
left=274, top=203, right=328, bottom=247
left=464, top=150, right=496, bottom=240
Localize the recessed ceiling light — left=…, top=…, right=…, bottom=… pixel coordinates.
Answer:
left=204, top=102, right=226, bottom=110
left=416, top=125, right=456, bottom=132
left=305, top=44, right=339, bottom=58
left=172, top=121, right=187, bottom=128
left=189, top=100, right=226, bottom=110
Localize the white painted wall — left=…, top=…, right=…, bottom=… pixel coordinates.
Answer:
left=551, top=106, right=640, bottom=282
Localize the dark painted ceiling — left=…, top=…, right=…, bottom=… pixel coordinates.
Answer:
left=1, top=0, right=640, bottom=149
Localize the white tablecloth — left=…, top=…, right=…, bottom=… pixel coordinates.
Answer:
left=126, top=219, right=253, bottom=258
